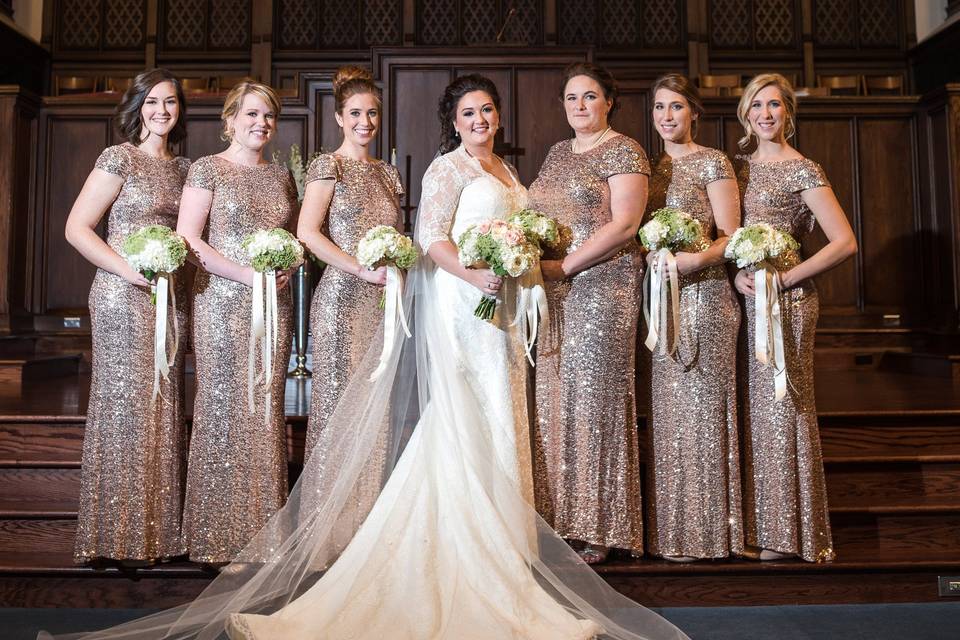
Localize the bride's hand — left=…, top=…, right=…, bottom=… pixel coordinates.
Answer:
left=358, top=265, right=388, bottom=286
left=467, top=267, right=502, bottom=296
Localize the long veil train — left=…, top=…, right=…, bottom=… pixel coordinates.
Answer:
left=43, top=217, right=689, bottom=639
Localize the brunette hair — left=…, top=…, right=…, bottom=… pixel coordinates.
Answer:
left=115, top=68, right=187, bottom=147
left=650, top=73, right=704, bottom=139
left=333, top=65, right=379, bottom=113
left=220, top=80, right=282, bottom=142
left=559, top=62, right=620, bottom=121
left=437, top=74, right=502, bottom=154
left=737, top=73, right=798, bottom=150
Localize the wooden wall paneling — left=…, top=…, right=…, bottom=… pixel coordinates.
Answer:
left=856, top=116, right=917, bottom=313
left=35, top=113, right=111, bottom=313
left=796, top=117, right=860, bottom=312
left=514, top=66, right=570, bottom=184
left=614, top=82, right=651, bottom=156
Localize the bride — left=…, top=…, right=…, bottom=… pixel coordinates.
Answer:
left=47, top=75, right=688, bottom=640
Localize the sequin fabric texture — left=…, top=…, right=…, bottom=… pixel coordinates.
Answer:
left=642, top=147, right=744, bottom=559
left=737, top=157, right=835, bottom=562
left=75, top=143, right=190, bottom=562
left=182, top=155, right=297, bottom=563
left=303, top=154, right=403, bottom=537
left=527, top=135, right=649, bottom=552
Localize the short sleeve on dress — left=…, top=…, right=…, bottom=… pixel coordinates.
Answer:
left=415, top=154, right=464, bottom=252
left=185, top=156, right=219, bottom=191
left=599, top=136, right=651, bottom=179
left=94, top=144, right=132, bottom=178
left=384, top=163, right=404, bottom=196
left=701, top=149, right=736, bottom=184
left=305, top=154, right=340, bottom=184
left=175, top=156, right=192, bottom=182
left=789, top=159, right=831, bottom=193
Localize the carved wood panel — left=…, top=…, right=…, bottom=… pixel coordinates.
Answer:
left=813, top=0, right=903, bottom=50
left=55, top=0, right=147, bottom=52
left=557, top=0, right=683, bottom=49
left=275, top=0, right=402, bottom=50
left=160, top=0, right=251, bottom=53
left=709, top=0, right=799, bottom=51
left=417, top=0, right=542, bottom=46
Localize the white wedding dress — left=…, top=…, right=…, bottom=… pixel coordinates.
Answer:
left=45, top=147, right=686, bottom=640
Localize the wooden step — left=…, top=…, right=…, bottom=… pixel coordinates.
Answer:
left=0, top=467, right=80, bottom=514
left=881, top=351, right=960, bottom=379
left=826, top=461, right=960, bottom=506
left=0, top=355, right=81, bottom=392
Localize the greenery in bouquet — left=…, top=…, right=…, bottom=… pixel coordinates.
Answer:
left=357, top=225, right=418, bottom=271
left=457, top=219, right=540, bottom=320
left=638, top=207, right=704, bottom=253
left=122, top=224, right=188, bottom=282
left=723, top=223, right=799, bottom=269
left=242, top=228, right=305, bottom=273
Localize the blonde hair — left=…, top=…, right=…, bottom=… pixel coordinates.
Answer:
left=737, top=73, right=797, bottom=150
left=220, top=80, right=282, bottom=142
left=332, top=65, right=379, bottom=113
left=651, top=73, right=704, bottom=140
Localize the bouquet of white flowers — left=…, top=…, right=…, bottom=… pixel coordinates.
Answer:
left=356, top=225, right=418, bottom=380
left=725, top=223, right=800, bottom=402
left=242, top=228, right=304, bottom=273
left=723, top=223, right=799, bottom=269
left=638, top=207, right=703, bottom=253
left=242, top=228, right=304, bottom=420
left=121, top=225, right=188, bottom=401
left=457, top=218, right=541, bottom=320
left=507, top=208, right=571, bottom=259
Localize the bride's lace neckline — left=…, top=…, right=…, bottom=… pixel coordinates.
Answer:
left=458, top=146, right=520, bottom=191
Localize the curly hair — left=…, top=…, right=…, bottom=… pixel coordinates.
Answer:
left=115, top=68, right=187, bottom=147
left=437, top=74, right=502, bottom=154
left=737, top=73, right=797, bottom=150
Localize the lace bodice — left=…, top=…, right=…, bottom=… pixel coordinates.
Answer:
left=416, top=146, right=527, bottom=251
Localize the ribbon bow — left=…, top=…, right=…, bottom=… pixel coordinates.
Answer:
left=152, top=273, right=179, bottom=402
left=511, top=270, right=549, bottom=366
left=249, top=270, right=280, bottom=423
left=642, top=248, right=680, bottom=356
left=370, top=265, right=411, bottom=381
left=754, top=265, right=789, bottom=401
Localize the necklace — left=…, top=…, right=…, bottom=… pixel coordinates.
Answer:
left=573, top=126, right=612, bottom=154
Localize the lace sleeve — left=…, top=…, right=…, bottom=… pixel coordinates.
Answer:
left=415, top=155, right=464, bottom=252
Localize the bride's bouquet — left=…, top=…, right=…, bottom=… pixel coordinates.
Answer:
left=723, top=223, right=799, bottom=269
left=122, top=225, right=187, bottom=401
left=724, top=223, right=800, bottom=402
left=242, top=228, right=304, bottom=420
left=638, top=208, right=703, bottom=356
left=457, top=218, right=540, bottom=320
left=356, top=225, right=418, bottom=380
left=638, top=207, right=703, bottom=253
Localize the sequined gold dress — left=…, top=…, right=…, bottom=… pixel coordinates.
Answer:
left=642, top=148, right=743, bottom=559
left=74, top=143, right=191, bottom=563
left=737, top=157, right=835, bottom=563
left=303, top=154, right=403, bottom=530
left=182, top=155, right=297, bottom=563
left=527, top=135, right=649, bottom=552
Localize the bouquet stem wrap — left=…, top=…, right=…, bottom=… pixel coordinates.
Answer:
left=151, top=273, right=179, bottom=402
left=511, top=271, right=549, bottom=366
left=370, top=265, right=411, bottom=381
left=642, top=248, right=680, bottom=355
left=248, top=270, right=280, bottom=423
left=754, top=265, right=788, bottom=401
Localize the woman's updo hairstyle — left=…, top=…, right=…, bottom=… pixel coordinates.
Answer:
left=437, top=74, right=502, bottom=154
left=737, top=73, right=798, bottom=150
left=220, top=80, right=281, bottom=142
left=650, top=73, right=705, bottom=139
left=115, top=68, right=187, bottom=147
left=333, top=65, right=379, bottom=113
left=559, top=62, right=620, bottom=122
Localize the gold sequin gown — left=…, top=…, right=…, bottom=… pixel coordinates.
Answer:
left=303, top=154, right=403, bottom=532
left=182, top=156, right=297, bottom=563
left=643, top=148, right=743, bottom=559
left=527, top=135, right=649, bottom=552
left=74, top=143, right=190, bottom=563
left=737, top=157, right=835, bottom=563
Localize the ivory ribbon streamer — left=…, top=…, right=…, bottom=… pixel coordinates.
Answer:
left=152, top=273, right=179, bottom=402
left=248, top=270, right=280, bottom=421
left=754, top=266, right=788, bottom=401
left=370, top=265, right=411, bottom=381
left=511, top=271, right=549, bottom=366
left=642, top=248, right=680, bottom=355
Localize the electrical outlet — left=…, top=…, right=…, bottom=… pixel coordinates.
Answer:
left=938, top=576, right=960, bottom=596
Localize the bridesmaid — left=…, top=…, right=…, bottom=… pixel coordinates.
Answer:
left=642, top=74, right=743, bottom=562
left=528, top=62, right=649, bottom=563
left=65, top=68, right=190, bottom=564
left=298, top=66, right=402, bottom=521
left=734, top=73, right=856, bottom=562
left=178, top=81, right=298, bottom=563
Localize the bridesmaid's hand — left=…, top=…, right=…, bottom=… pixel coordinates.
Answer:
left=467, top=267, right=502, bottom=296
left=734, top=269, right=755, bottom=297
left=540, top=259, right=567, bottom=281
left=122, top=267, right=152, bottom=288
left=358, top=266, right=388, bottom=286
left=673, top=251, right=703, bottom=276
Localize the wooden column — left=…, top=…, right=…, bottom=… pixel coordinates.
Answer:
left=0, top=86, right=40, bottom=333
left=801, top=0, right=814, bottom=86
left=146, top=0, right=158, bottom=69
left=251, top=0, right=273, bottom=82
